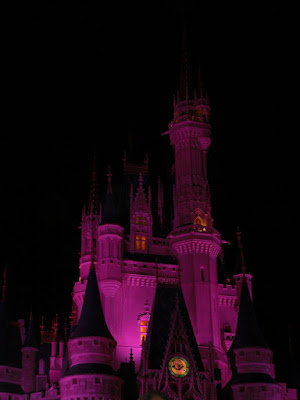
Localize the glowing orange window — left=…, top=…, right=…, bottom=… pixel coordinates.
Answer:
left=140, top=319, right=149, bottom=344
left=141, top=236, right=146, bottom=250
left=135, top=235, right=141, bottom=250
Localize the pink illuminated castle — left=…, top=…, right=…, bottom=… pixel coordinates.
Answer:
left=0, top=37, right=297, bottom=400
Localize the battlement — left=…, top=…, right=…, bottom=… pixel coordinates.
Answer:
left=218, top=283, right=237, bottom=295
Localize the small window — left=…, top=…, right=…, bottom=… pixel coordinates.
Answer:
left=200, top=267, right=205, bottom=282
left=78, top=340, right=82, bottom=345
left=140, top=319, right=149, bottom=345
left=95, top=377, right=100, bottom=384
left=94, top=339, right=99, bottom=345
left=72, top=379, right=78, bottom=385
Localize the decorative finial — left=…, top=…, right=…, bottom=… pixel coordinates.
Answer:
left=40, top=316, right=45, bottom=344
left=236, top=227, right=246, bottom=274
left=88, top=152, right=100, bottom=214
left=129, top=348, right=134, bottom=364
left=107, top=165, right=112, bottom=194
left=138, top=172, right=143, bottom=187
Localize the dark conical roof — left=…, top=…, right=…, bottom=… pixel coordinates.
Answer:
left=23, top=315, right=38, bottom=348
left=145, top=286, right=204, bottom=371
left=70, top=265, right=114, bottom=340
left=102, top=192, right=118, bottom=224
left=101, top=166, right=118, bottom=224
left=231, top=279, right=269, bottom=350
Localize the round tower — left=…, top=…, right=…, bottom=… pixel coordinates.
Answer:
left=21, top=312, right=39, bottom=393
left=60, top=262, right=122, bottom=400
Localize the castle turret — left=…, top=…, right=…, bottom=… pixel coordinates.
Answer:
left=59, top=256, right=122, bottom=400
left=129, top=173, right=153, bottom=253
left=223, top=277, right=281, bottom=399
left=21, top=311, right=39, bottom=393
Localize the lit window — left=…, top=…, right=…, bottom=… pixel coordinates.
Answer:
left=140, top=319, right=149, bottom=344
left=136, top=235, right=141, bottom=250
left=136, top=235, right=147, bottom=251
left=194, top=216, right=202, bottom=225
left=136, top=216, right=140, bottom=224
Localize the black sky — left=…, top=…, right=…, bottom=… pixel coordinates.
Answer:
left=1, top=0, right=299, bottom=386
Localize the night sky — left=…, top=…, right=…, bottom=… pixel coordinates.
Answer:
left=1, top=0, right=299, bottom=388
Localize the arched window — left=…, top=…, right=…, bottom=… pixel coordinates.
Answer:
left=194, top=216, right=202, bottom=225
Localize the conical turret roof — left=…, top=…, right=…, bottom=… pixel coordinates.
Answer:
left=70, top=265, right=114, bottom=340
left=23, top=313, right=38, bottom=349
left=101, top=166, right=118, bottom=224
left=231, top=278, right=269, bottom=350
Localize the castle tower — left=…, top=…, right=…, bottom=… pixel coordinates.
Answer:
left=21, top=311, right=39, bottom=393
left=165, top=31, right=224, bottom=375
left=129, top=173, right=153, bottom=253
left=98, top=166, right=123, bottom=298
left=59, top=257, right=122, bottom=400
left=223, top=278, right=282, bottom=399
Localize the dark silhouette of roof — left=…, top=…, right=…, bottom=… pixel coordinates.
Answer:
left=145, top=286, right=204, bottom=371
left=231, top=279, right=269, bottom=350
left=70, top=265, right=114, bottom=341
left=23, top=315, right=38, bottom=349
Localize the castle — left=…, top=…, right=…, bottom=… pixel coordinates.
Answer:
left=0, top=36, right=297, bottom=400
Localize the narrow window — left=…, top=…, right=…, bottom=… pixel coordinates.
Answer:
left=141, top=236, right=147, bottom=250
left=200, top=267, right=205, bottom=282
left=140, top=319, right=149, bottom=345
left=136, top=235, right=141, bottom=250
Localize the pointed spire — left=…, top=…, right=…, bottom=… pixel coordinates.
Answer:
left=70, top=224, right=114, bottom=340
left=231, top=278, right=269, bottom=350
left=179, top=24, right=191, bottom=100
left=234, top=227, right=247, bottom=274
left=107, top=165, right=112, bottom=194
left=102, top=165, right=118, bottom=224
left=23, top=311, right=38, bottom=349
left=88, top=152, right=100, bottom=214
left=40, top=316, right=45, bottom=344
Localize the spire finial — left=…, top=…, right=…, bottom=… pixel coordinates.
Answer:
left=129, top=348, right=134, bottom=364
left=138, top=172, right=143, bottom=187
left=236, top=227, right=246, bottom=274
left=40, top=316, right=45, bottom=344
left=88, top=152, right=100, bottom=214
left=107, top=165, right=112, bottom=194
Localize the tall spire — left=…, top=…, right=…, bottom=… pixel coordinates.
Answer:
left=71, top=222, right=114, bottom=340
left=231, top=278, right=268, bottom=350
left=107, top=165, right=112, bottom=194
left=23, top=311, right=39, bottom=349
left=179, top=24, right=192, bottom=101
left=88, top=152, right=100, bottom=215
left=234, top=228, right=247, bottom=275
left=102, top=165, right=118, bottom=224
